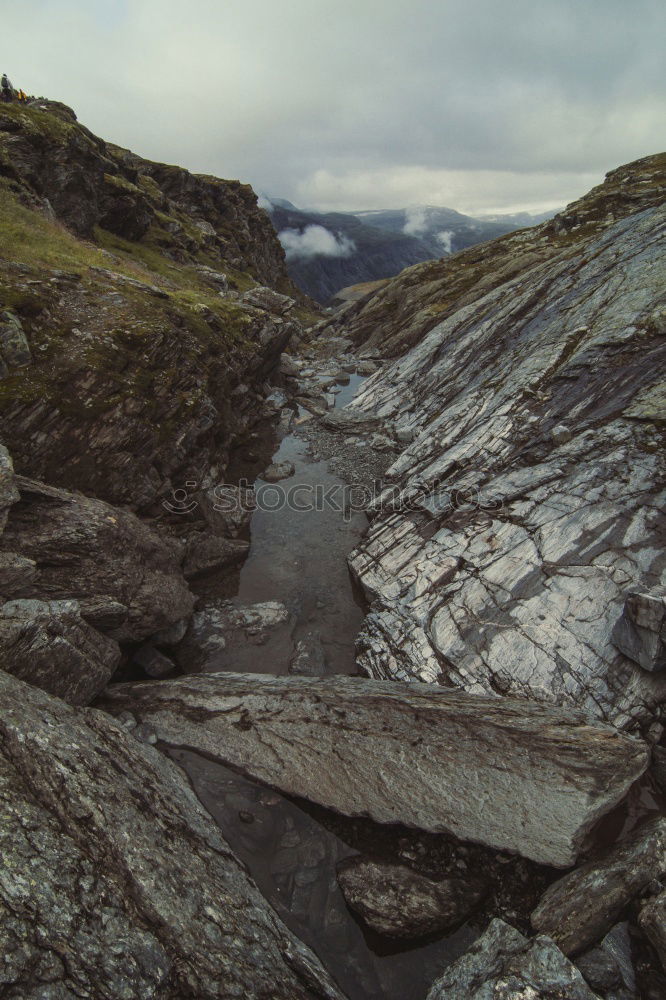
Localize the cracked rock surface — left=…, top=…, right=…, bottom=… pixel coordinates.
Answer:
left=0, top=597, right=120, bottom=704
left=531, top=817, right=666, bottom=956
left=425, top=918, right=600, bottom=999
left=344, top=202, right=665, bottom=729
left=97, top=672, right=648, bottom=867
left=0, top=474, right=194, bottom=641
left=0, top=670, right=346, bottom=1000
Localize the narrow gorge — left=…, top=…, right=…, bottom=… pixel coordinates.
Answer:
left=0, top=99, right=665, bottom=1000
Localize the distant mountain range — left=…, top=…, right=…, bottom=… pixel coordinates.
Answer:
left=263, top=199, right=557, bottom=303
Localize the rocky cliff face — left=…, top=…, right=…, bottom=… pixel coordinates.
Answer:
left=0, top=100, right=315, bottom=508
left=335, top=155, right=666, bottom=731
left=1, top=100, right=292, bottom=286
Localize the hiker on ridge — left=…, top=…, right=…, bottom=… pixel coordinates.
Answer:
left=1, top=74, right=14, bottom=102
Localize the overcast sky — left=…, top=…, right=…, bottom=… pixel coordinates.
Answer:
left=3, top=0, right=664, bottom=214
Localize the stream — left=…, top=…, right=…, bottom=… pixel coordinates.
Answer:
left=172, top=369, right=482, bottom=999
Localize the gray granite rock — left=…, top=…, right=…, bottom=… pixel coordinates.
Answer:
left=576, top=921, right=638, bottom=998
left=0, top=670, right=346, bottom=1000
left=289, top=631, right=327, bottom=676
left=279, top=352, right=302, bottom=377
left=97, top=673, right=647, bottom=867
left=262, top=460, right=296, bottom=483
left=531, top=817, right=666, bottom=955
left=0, top=445, right=19, bottom=534
left=639, top=888, right=666, bottom=972
left=0, top=551, right=36, bottom=595
left=0, top=309, right=32, bottom=368
left=183, top=533, right=249, bottom=578
left=78, top=596, right=128, bottom=632
left=345, top=205, right=666, bottom=729
left=0, top=475, right=194, bottom=641
left=321, top=409, right=381, bottom=434
left=0, top=597, right=120, bottom=704
left=133, top=643, right=176, bottom=679
left=175, top=601, right=291, bottom=672
left=426, top=918, right=600, bottom=999
left=241, top=286, right=296, bottom=315
left=199, top=484, right=256, bottom=537
left=336, top=857, right=486, bottom=939
left=612, top=588, right=666, bottom=673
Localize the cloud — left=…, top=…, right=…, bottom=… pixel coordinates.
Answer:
left=295, top=166, right=602, bottom=216
left=256, top=194, right=273, bottom=211
left=278, top=225, right=356, bottom=261
left=436, top=230, right=454, bottom=254
left=403, top=206, right=428, bottom=236
left=2, top=0, right=664, bottom=213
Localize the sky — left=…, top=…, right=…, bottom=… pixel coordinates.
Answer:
left=2, top=0, right=664, bottom=215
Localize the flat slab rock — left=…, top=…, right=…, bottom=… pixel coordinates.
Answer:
left=336, top=857, right=486, bottom=939
left=426, top=918, right=600, bottom=999
left=97, top=673, right=648, bottom=868
left=531, top=816, right=666, bottom=955
left=0, top=670, right=346, bottom=1000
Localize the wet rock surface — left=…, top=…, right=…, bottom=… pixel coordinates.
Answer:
left=426, top=918, right=600, bottom=999
left=262, top=459, right=296, bottom=482
left=169, top=747, right=487, bottom=1000
left=174, top=599, right=292, bottom=673
left=98, top=672, right=648, bottom=866
left=344, top=202, right=666, bottom=728
left=336, top=857, right=487, bottom=939
left=531, top=817, right=666, bottom=955
left=0, top=671, right=346, bottom=1000
left=289, top=630, right=328, bottom=676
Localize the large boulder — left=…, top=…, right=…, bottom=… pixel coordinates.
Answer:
left=0, top=476, right=194, bottom=640
left=425, top=918, right=600, bottom=1000
left=335, top=857, right=486, bottom=939
left=0, top=597, right=120, bottom=704
left=531, top=817, right=666, bottom=955
left=0, top=670, right=346, bottom=1000
left=97, top=673, right=648, bottom=867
